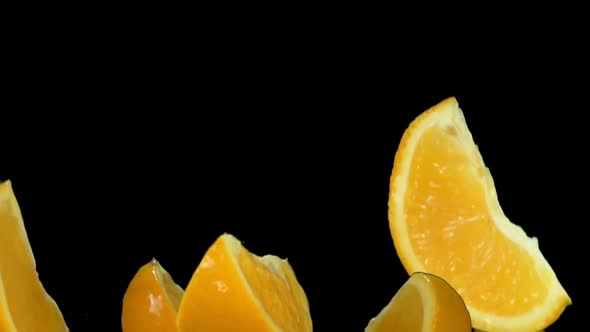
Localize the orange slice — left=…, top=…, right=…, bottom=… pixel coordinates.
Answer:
left=388, top=97, right=571, bottom=331
left=177, top=233, right=313, bottom=332
left=122, top=258, right=184, bottom=332
left=0, top=276, right=18, bottom=331
left=365, top=272, right=471, bottom=331
left=0, top=180, right=69, bottom=331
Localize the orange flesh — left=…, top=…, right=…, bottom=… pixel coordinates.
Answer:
left=428, top=273, right=472, bottom=331
left=368, top=281, right=424, bottom=330
left=177, top=235, right=274, bottom=331
left=122, top=259, right=183, bottom=332
left=238, top=250, right=311, bottom=331
left=406, top=125, right=547, bottom=315
left=0, top=276, right=18, bottom=331
left=0, top=181, right=69, bottom=332
left=366, top=272, right=471, bottom=332
left=177, top=234, right=312, bottom=332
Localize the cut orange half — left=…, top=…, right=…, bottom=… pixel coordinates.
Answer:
left=0, top=180, right=69, bottom=331
left=388, top=98, right=571, bottom=331
left=122, top=258, right=184, bottom=332
left=177, top=233, right=313, bottom=332
left=365, top=272, right=471, bottom=332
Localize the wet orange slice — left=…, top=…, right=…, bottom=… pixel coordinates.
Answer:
left=0, top=180, right=69, bottom=331
left=388, top=97, right=571, bottom=331
left=122, top=258, right=184, bottom=332
left=365, top=272, right=471, bottom=331
left=177, top=233, right=313, bottom=331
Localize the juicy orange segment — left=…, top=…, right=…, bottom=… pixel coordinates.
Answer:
left=122, top=258, right=184, bottom=332
left=177, top=233, right=313, bottom=332
left=0, top=180, right=69, bottom=331
left=388, top=98, right=571, bottom=331
left=0, top=276, right=18, bottom=332
left=365, top=272, right=471, bottom=332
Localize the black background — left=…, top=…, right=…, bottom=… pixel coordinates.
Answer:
left=2, top=14, right=583, bottom=331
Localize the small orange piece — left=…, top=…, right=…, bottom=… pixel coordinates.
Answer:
left=0, top=180, right=69, bottom=331
left=177, top=233, right=313, bottom=332
left=122, top=258, right=184, bottom=332
left=0, top=276, right=18, bottom=331
left=365, top=272, right=471, bottom=332
left=388, top=97, right=571, bottom=331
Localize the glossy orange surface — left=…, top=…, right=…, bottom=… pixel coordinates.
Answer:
left=177, top=233, right=312, bottom=332
left=0, top=180, right=69, bottom=332
left=122, top=259, right=184, bottom=332
left=366, top=272, right=471, bottom=331
left=388, top=98, right=571, bottom=331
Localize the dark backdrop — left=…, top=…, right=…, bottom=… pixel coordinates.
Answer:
left=2, top=22, right=582, bottom=331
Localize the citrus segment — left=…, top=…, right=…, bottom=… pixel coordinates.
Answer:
left=0, top=276, right=18, bottom=332
left=122, top=258, right=184, bottom=332
left=365, top=272, right=471, bottom=332
left=388, top=98, right=571, bottom=331
left=177, top=233, right=312, bottom=332
left=0, top=180, right=69, bottom=332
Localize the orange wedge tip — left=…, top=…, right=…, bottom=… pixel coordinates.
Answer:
left=122, top=258, right=184, bottom=332
left=177, top=233, right=313, bottom=332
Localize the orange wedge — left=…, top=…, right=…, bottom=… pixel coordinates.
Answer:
left=122, top=258, right=184, bottom=332
left=388, top=97, right=571, bottom=331
left=0, top=180, right=69, bottom=331
left=0, top=276, right=18, bottom=331
left=177, top=233, right=313, bottom=332
left=365, top=272, right=471, bottom=331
